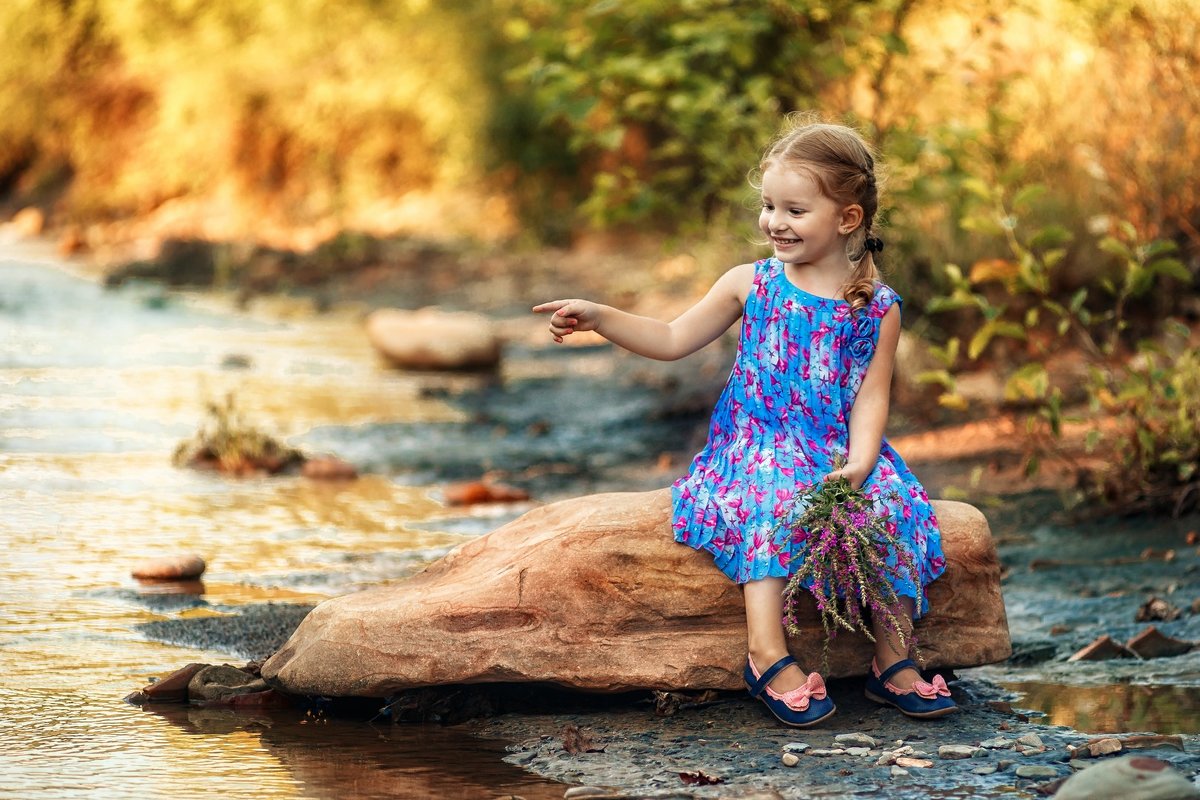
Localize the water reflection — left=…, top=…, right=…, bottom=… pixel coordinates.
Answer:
left=142, top=705, right=563, bottom=800
left=1004, top=681, right=1200, bottom=734
left=0, top=255, right=564, bottom=799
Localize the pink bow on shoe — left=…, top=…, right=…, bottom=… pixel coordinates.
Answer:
left=767, top=671, right=827, bottom=711
left=913, top=674, right=951, bottom=699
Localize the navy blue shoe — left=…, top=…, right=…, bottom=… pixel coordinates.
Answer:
left=743, top=654, right=837, bottom=728
left=864, top=658, right=957, bottom=718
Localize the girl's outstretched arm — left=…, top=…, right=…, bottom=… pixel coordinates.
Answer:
left=532, top=263, right=752, bottom=361
left=827, top=304, right=901, bottom=489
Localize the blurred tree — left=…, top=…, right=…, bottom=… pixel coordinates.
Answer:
left=486, top=0, right=919, bottom=233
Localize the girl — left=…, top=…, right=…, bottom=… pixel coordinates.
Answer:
left=533, top=119, right=955, bottom=727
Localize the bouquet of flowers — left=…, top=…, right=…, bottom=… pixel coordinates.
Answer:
left=779, top=476, right=920, bottom=671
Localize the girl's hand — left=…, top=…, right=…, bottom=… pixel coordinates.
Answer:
left=825, top=462, right=872, bottom=490
left=532, top=299, right=602, bottom=343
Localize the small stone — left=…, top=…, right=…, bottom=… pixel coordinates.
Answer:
left=443, top=479, right=530, bottom=506
left=939, top=744, right=980, bottom=759
left=137, top=663, right=210, bottom=703
left=782, top=742, right=810, bottom=753
left=895, top=757, right=933, bottom=769
left=997, top=760, right=1016, bottom=770
left=563, top=788, right=611, bottom=800
left=1068, top=634, right=1136, bottom=662
left=1016, top=733, right=1044, bottom=748
left=1125, top=626, right=1194, bottom=659
left=187, top=665, right=268, bottom=705
left=875, top=753, right=896, bottom=766
left=132, top=554, right=206, bottom=581
left=891, top=745, right=914, bottom=757
left=781, top=752, right=800, bottom=767
left=1117, top=733, right=1185, bottom=752
left=809, top=749, right=840, bottom=757
left=1017, top=745, right=1044, bottom=756
left=1015, top=765, right=1059, bottom=779
left=1080, top=738, right=1123, bottom=758
left=973, top=765, right=998, bottom=775
left=1136, top=596, right=1181, bottom=622
left=301, top=456, right=358, bottom=481
left=846, top=747, right=871, bottom=757
left=980, top=736, right=1015, bottom=749
left=890, top=766, right=909, bottom=778
left=835, top=733, right=879, bottom=748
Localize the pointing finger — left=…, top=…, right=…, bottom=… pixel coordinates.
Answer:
left=532, top=300, right=570, bottom=315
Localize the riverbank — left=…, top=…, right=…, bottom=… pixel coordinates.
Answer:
left=129, top=483, right=1200, bottom=798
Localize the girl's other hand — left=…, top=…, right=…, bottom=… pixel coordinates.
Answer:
left=825, top=462, right=871, bottom=490
left=532, top=299, right=602, bottom=343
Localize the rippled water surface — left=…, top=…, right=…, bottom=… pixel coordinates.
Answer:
left=0, top=247, right=562, bottom=799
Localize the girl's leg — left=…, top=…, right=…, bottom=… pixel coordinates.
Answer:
left=744, top=577, right=807, bottom=693
left=870, top=595, right=920, bottom=691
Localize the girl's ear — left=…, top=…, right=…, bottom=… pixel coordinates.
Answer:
left=838, top=204, right=864, bottom=235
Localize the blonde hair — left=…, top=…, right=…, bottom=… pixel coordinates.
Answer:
left=759, top=116, right=883, bottom=314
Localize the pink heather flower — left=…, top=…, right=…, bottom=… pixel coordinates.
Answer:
left=774, top=475, right=922, bottom=672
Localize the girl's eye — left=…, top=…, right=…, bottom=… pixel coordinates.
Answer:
left=790, top=208, right=805, bottom=215
left=762, top=203, right=774, bottom=211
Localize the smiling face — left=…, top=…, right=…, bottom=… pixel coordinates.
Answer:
left=758, top=165, right=861, bottom=270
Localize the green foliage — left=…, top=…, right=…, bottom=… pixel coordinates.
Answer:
left=487, top=0, right=904, bottom=230
left=923, top=184, right=1198, bottom=515
left=1079, top=329, right=1200, bottom=516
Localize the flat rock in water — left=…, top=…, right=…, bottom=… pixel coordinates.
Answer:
left=261, top=490, right=1011, bottom=696
left=131, top=555, right=206, bottom=581
left=188, top=664, right=268, bottom=705
left=365, top=308, right=501, bottom=371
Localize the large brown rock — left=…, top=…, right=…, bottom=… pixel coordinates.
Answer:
left=261, top=490, right=1010, bottom=697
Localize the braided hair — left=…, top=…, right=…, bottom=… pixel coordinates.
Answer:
left=759, top=117, right=883, bottom=314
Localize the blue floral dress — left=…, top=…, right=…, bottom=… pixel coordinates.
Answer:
left=671, top=257, right=946, bottom=616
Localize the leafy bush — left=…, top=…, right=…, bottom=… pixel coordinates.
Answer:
left=1079, top=331, right=1200, bottom=516
left=475, top=0, right=907, bottom=230
left=921, top=181, right=1198, bottom=515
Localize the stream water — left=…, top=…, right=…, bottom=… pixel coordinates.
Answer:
left=3, top=242, right=1198, bottom=799
left=0, top=245, right=574, bottom=799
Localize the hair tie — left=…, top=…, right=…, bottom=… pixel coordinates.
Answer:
left=864, top=235, right=884, bottom=254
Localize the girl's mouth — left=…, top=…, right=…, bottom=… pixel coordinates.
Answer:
left=772, top=236, right=800, bottom=246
